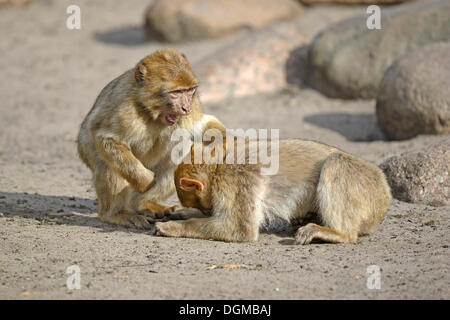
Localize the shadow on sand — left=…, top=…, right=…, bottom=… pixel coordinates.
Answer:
left=94, top=26, right=152, bottom=46
left=0, top=191, right=152, bottom=234
left=304, top=113, right=386, bottom=142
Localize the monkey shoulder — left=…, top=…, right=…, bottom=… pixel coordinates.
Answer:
left=88, top=69, right=135, bottom=119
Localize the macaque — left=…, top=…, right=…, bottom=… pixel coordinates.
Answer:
left=77, top=49, right=226, bottom=229
left=155, top=139, right=392, bottom=244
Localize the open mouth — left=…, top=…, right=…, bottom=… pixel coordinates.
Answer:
left=165, top=113, right=179, bottom=125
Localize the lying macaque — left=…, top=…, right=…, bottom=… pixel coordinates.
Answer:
left=156, top=139, right=391, bottom=244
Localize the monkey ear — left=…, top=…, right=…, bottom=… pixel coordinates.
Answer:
left=180, top=178, right=204, bottom=192
left=135, top=63, right=147, bottom=84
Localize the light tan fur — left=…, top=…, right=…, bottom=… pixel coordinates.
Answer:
left=77, top=49, right=226, bottom=229
left=156, top=139, right=392, bottom=244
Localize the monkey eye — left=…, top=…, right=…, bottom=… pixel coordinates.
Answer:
left=169, top=91, right=179, bottom=99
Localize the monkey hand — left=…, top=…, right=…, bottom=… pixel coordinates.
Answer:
left=129, top=168, right=155, bottom=193
left=155, top=221, right=182, bottom=237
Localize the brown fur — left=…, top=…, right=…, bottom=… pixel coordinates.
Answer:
left=77, top=49, right=226, bottom=229
left=156, top=139, right=392, bottom=244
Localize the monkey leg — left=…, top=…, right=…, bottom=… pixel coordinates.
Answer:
left=300, top=152, right=382, bottom=245
left=93, top=160, right=154, bottom=230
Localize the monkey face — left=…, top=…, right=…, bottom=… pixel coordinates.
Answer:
left=134, top=49, right=199, bottom=126
left=161, top=86, right=197, bottom=126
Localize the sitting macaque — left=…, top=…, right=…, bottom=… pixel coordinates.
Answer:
left=77, top=49, right=226, bottom=229
left=155, top=139, right=392, bottom=244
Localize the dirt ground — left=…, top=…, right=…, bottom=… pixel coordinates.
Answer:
left=0, top=0, right=448, bottom=299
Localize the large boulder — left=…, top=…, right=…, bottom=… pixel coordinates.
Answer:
left=194, top=21, right=309, bottom=103
left=144, top=0, right=303, bottom=43
left=194, top=7, right=363, bottom=103
left=304, top=0, right=450, bottom=99
left=380, top=141, right=449, bottom=206
left=376, top=43, right=450, bottom=140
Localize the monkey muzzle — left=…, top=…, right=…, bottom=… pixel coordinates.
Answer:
left=165, top=113, right=179, bottom=125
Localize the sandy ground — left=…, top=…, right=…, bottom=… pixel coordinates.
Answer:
left=0, top=0, right=448, bottom=299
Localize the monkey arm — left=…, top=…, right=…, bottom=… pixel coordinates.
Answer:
left=93, top=134, right=154, bottom=193
left=133, top=163, right=176, bottom=203
left=198, top=115, right=228, bottom=160
left=201, top=114, right=227, bottom=137
left=205, top=117, right=226, bottom=134
left=167, top=207, right=206, bottom=220
left=155, top=210, right=259, bottom=242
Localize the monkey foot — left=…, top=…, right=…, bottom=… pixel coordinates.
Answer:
left=295, top=223, right=354, bottom=245
left=295, top=223, right=321, bottom=245
left=100, top=213, right=155, bottom=231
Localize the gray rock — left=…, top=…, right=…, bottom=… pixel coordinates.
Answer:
left=195, top=7, right=364, bottom=103
left=376, top=43, right=450, bottom=140
left=380, top=141, right=449, bottom=206
left=144, top=0, right=303, bottom=43
left=305, top=0, right=450, bottom=99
